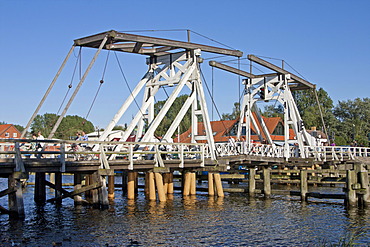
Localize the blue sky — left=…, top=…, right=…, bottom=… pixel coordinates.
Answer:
left=1, top=0, right=369, bottom=130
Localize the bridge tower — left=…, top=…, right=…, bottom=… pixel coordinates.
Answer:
left=210, top=55, right=316, bottom=159
left=22, top=30, right=243, bottom=160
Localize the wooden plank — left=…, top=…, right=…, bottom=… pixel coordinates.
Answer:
left=247, top=55, right=315, bottom=89
left=74, top=30, right=243, bottom=57
left=47, top=181, right=103, bottom=202
left=0, top=187, right=16, bottom=198
left=0, top=205, right=10, bottom=214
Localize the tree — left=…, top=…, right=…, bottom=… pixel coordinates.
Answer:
left=333, top=98, right=370, bottom=146
left=154, top=95, right=193, bottom=138
left=30, top=113, right=94, bottom=140
left=262, top=104, right=284, bottom=118
left=293, top=88, right=337, bottom=133
left=221, top=102, right=240, bottom=120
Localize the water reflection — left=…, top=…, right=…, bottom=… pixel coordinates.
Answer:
left=1, top=184, right=370, bottom=246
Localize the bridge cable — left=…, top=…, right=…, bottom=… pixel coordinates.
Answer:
left=57, top=47, right=82, bottom=115
left=84, top=50, right=111, bottom=121
left=314, top=89, right=330, bottom=143
left=199, top=66, right=232, bottom=137
left=114, top=52, right=147, bottom=119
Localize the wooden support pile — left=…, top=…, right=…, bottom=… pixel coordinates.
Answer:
left=345, top=163, right=370, bottom=208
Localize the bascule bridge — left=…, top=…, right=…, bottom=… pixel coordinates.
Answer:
left=1, top=30, right=369, bottom=218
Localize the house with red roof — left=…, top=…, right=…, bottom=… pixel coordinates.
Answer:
left=0, top=124, right=21, bottom=139
left=175, top=115, right=296, bottom=144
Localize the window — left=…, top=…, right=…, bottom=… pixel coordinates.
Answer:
left=13, top=133, right=17, bottom=138
left=272, top=123, right=284, bottom=135
left=5, top=132, right=9, bottom=137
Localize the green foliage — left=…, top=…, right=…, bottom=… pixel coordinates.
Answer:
left=293, top=88, right=336, bottom=130
left=154, top=95, right=193, bottom=138
left=333, top=98, right=370, bottom=146
left=221, top=102, right=240, bottom=120
left=14, top=124, right=25, bottom=133
left=0, top=121, right=7, bottom=125
left=30, top=113, right=94, bottom=140
left=263, top=104, right=284, bottom=118
left=113, top=124, right=127, bottom=131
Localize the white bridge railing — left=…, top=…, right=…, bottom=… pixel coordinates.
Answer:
left=207, top=142, right=370, bottom=161
left=0, top=139, right=206, bottom=171
left=2, top=139, right=369, bottom=165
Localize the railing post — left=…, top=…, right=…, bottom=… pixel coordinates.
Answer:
left=180, top=144, right=184, bottom=168
left=60, top=143, right=65, bottom=172
left=129, top=144, right=133, bottom=170
left=201, top=144, right=205, bottom=167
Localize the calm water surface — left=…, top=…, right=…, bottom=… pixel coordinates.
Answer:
left=1, top=175, right=369, bottom=246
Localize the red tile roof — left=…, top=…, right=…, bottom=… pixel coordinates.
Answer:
left=175, top=115, right=296, bottom=143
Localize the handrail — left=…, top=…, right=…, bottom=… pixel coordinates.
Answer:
left=0, top=139, right=206, bottom=170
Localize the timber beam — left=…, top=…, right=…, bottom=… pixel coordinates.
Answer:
left=248, top=54, right=315, bottom=89
left=209, top=60, right=310, bottom=90
left=74, top=30, right=243, bottom=57
left=47, top=181, right=103, bottom=203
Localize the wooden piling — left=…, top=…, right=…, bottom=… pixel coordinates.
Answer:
left=99, top=175, right=109, bottom=209
left=134, top=171, right=138, bottom=195
left=163, top=173, right=169, bottom=195
left=183, top=172, right=191, bottom=196
left=300, top=170, right=308, bottom=201
left=148, top=172, right=156, bottom=201
left=167, top=173, right=174, bottom=194
left=108, top=175, right=115, bottom=200
left=91, top=173, right=99, bottom=208
left=122, top=171, right=128, bottom=195
left=73, top=173, right=82, bottom=205
left=208, top=172, right=215, bottom=196
left=190, top=172, right=196, bottom=195
left=359, top=170, right=370, bottom=207
left=8, top=173, right=25, bottom=218
left=346, top=170, right=357, bottom=207
left=263, top=168, right=271, bottom=198
left=213, top=173, right=224, bottom=197
left=248, top=168, right=256, bottom=197
left=34, top=172, right=46, bottom=204
left=127, top=171, right=136, bottom=200
left=155, top=173, right=166, bottom=202
left=55, top=172, right=62, bottom=205
left=144, top=172, right=149, bottom=197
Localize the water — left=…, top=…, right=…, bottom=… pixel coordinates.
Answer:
left=1, top=176, right=370, bottom=246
